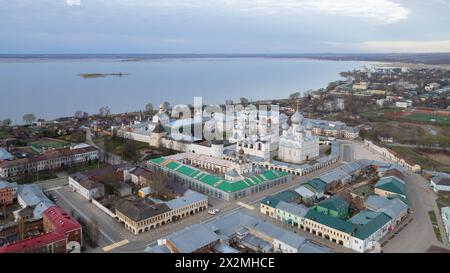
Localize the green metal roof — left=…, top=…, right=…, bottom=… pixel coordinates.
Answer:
left=350, top=211, right=392, bottom=240
left=316, top=196, right=349, bottom=214
left=261, top=190, right=301, bottom=208
left=149, top=157, right=166, bottom=164
left=166, top=161, right=181, bottom=170
left=305, top=209, right=353, bottom=233
left=149, top=158, right=289, bottom=193
left=375, top=177, right=406, bottom=196
left=306, top=178, right=327, bottom=192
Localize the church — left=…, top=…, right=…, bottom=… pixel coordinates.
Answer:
left=278, top=111, right=320, bottom=164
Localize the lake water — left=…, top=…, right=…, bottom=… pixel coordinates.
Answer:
left=0, top=56, right=366, bottom=124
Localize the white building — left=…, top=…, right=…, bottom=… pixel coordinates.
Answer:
left=278, top=112, right=319, bottom=164
left=395, top=100, right=413, bottom=108
left=430, top=175, right=450, bottom=193
left=68, top=174, right=105, bottom=201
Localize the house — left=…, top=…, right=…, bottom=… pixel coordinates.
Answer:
left=42, top=206, right=83, bottom=251
left=0, top=231, right=67, bottom=253
left=68, top=173, right=105, bottom=201
left=129, top=166, right=153, bottom=186
left=260, top=190, right=301, bottom=218
left=378, top=134, right=394, bottom=144
left=116, top=190, right=208, bottom=235
left=348, top=210, right=392, bottom=253
left=313, top=196, right=349, bottom=219
left=275, top=201, right=308, bottom=227
left=395, top=100, right=412, bottom=108
left=375, top=176, right=406, bottom=199
left=365, top=195, right=408, bottom=227
left=0, top=181, right=17, bottom=205
left=295, top=178, right=326, bottom=201
left=164, top=224, right=220, bottom=253
left=430, top=175, right=450, bottom=193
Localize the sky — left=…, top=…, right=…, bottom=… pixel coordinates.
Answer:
left=1, top=0, right=450, bottom=54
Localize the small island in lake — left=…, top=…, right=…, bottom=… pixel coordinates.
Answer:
left=78, top=73, right=128, bottom=79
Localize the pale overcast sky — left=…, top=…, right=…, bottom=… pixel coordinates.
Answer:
left=1, top=0, right=450, bottom=53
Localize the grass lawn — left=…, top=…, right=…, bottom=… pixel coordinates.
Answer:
left=94, top=136, right=149, bottom=162
left=403, top=113, right=450, bottom=125
left=428, top=210, right=443, bottom=243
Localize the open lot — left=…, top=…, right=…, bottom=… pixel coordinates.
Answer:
left=403, top=113, right=450, bottom=125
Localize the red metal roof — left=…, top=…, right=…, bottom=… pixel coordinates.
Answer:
left=43, top=206, right=82, bottom=234
left=0, top=232, right=65, bottom=253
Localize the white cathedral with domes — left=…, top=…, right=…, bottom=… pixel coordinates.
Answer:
left=278, top=111, right=320, bottom=164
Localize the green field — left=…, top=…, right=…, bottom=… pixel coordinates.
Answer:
left=403, top=113, right=450, bottom=125
left=29, top=138, right=72, bottom=153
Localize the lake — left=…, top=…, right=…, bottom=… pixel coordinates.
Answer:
left=0, top=56, right=366, bottom=124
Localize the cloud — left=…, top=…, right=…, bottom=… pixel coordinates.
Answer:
left=131, top=0, right=410, bottom=24
left=66, top=0, right=81, bottom=6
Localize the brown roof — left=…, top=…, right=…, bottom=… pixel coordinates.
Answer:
left=152, top=121, right=166, bottom=133
left=382, top=169, right=406, bottom=181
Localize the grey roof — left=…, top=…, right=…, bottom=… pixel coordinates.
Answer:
left=32, top=201, right=55, bottom=219
left=0, top=148, right=13, bottom=160
left=165, top=190, right=208, bottom=210
left=166, top=224, right=219, bottom=253
left=206, top=212, right=260, bottom=238
left=252, top=221, right=306, bottom=250
left=225, top=169, right=240, bottom=177
left=116, top=199, right=170, bottom=222
left=297, top=241, right=334, bottom=253
left=144, top=244, right=171, bottom=253
left=433, top=175, right=450, bottom=187
left=0, top=181, right=17, bottom=191
left=17, top=185, right=53, bottom=207
left=365, top=195, right=408, bottom=219
left=213, top=243, right=240, bottom=254
left=276, top=201, right=308, bottom=218
left=79, top=179, right=104, bottom=190
left=239, top=233, right=273, bottom=253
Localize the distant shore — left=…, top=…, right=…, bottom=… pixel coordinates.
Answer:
left=78, top=73, right=128, bottom=79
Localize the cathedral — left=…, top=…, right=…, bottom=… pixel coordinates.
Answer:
left=278, top=111, right=320, bottom=164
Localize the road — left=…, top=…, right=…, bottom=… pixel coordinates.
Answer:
left=85, top=128, right=125, bottom=165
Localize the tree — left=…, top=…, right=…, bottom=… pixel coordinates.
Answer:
left=160, top=101, right=171, bottom=111
left=22, top=114, right=36, bottom=125
left=289, top=92, right=301, bottom=102
left=145, top=171, right=170, bottom=199
left=87, top=219, right=99, bottom=247
left=145, top=103, right=154, bottom=113
left=74, top=110, right=84, bottom=119
left=99, top=106, right=111, bottom=118
left=122, top=140, right=136, bottom=160
left=1, top=118, right=12, bottom=127
left=240, top=97, right=249, bottom=105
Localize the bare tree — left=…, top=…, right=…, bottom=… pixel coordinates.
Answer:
left=99, top=106, right=111, bottom=118
left=22, top=114, right=36, bottom=125
left=145, top=103, right=154, bottom=113
left=87, top=219, right=100, bottom=246
left=145, top=171, right=170, bottom=199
